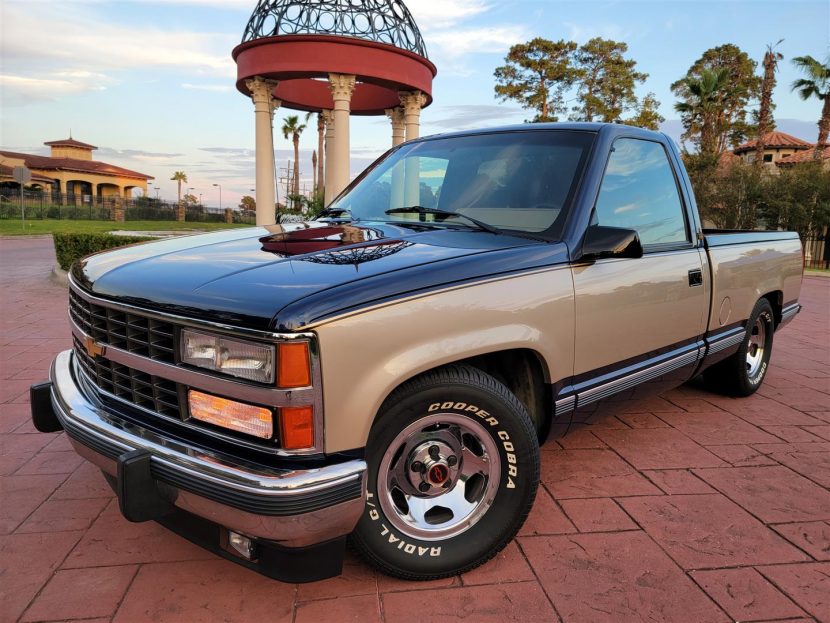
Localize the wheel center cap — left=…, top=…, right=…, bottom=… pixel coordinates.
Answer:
left=428, top=463, right=449, bottom=485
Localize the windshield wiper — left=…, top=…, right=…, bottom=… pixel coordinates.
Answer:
left=385, top=206, right=501, bottom=235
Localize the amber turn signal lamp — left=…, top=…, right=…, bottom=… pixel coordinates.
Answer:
left=188, top=390, right=273, bottom=439
left=277, top=342, right=311, bottom=388
left=279, top=406, right=315, bottom=450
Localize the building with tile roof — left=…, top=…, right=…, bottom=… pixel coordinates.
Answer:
left=733, top=130, right=813, bottom=165
left=777, top=145, right=830, bottom=168
left=0, top=137, right=154, bottom=202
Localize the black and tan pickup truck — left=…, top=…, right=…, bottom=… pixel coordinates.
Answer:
left=31, top=123, right=803, bottom=582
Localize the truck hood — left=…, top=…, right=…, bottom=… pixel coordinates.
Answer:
left=71, top=222, right=569, bottom=331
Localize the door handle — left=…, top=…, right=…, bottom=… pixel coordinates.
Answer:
left=688, top=269, right=703, bottom=287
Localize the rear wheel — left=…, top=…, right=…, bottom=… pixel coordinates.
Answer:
left=704, top=298, right=775, bottom=397
left=351, top=364, right=540, bottom=580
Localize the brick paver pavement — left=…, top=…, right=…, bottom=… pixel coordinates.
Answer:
left=1, top=236, right=828, bottom=623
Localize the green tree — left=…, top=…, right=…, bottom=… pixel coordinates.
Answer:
left=182, top=193, right=198, bottom=208
left=674, top=68, right=735, bottom=155
left=282, top=115, right=307, bottom=208
left=754, top=41, right=784, bottom=164
left=761, top=162, right=830, bottom=237
left=791, top=55, right=830, bottom=155
left=494, top=38, right=579, bottom=122
left=571, top=37, right=647, bottom=123
left=239, top=195, right=256, bottom=214
left=627, top=92, right=664, bottom=130
left=672, top=44, right=761, bottom=153
left=170, top=171, right=188, bottom=206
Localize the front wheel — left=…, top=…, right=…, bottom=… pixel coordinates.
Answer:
left=351, top=364, right=540, bottom=580
left=704, top=298, right=775, bottom=397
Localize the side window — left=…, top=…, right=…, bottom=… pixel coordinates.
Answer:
left=595, top=138, right=689, bottom=246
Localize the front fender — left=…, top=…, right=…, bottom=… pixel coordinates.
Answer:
left=313, top=267, right=575, bottom=453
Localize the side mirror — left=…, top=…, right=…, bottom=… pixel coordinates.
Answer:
left=580, top=225, right=643, bottom=261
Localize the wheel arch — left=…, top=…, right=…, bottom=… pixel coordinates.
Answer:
left=375, top=348, right=552, bottom=442
left=760, top=290, right=783, bottom=327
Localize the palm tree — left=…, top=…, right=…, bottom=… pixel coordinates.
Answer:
left=755, top=40, right=784, bottom=165
left=282, top=115, right=306, bottom=208
left=170, top=171, right=188, bottom=206
left=791, top=55, right=830, bottom=157
left=674, top=67, right=732, bottom=155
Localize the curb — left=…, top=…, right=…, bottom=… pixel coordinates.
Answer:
left=804, top=271, right=829, bottom=279
left=50, top=264, right=69, bottom=288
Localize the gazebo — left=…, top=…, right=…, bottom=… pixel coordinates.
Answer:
left=233, top=0, right=437, bottom=225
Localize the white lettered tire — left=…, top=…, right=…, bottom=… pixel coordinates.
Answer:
left=351, top=364, right=540, bottom=580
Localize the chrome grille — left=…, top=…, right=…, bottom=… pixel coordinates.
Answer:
left=73, top=335, right=182, bottom=418
left=69, top=289, right=175, bottom=363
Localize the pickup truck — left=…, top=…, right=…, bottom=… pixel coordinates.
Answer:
left=31, top=123, right=803, bottom=583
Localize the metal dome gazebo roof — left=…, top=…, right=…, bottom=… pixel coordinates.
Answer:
left=233, top=0, right=436, bottom=115
left=242, top=0, right=428, bottom=58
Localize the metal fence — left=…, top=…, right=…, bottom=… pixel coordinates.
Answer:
left=804, top=233, right=829, bottom=270
left=0, top=190, right=256, bottom=225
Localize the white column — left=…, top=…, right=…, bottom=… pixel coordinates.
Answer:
left=327, top=73, right=356, bottom=201
left=399, top=91, right=426, bottom=205
left=322, top=109, right=335, bottom=205
left=399, top=91, right=426, bottom=141
left=386, top=107, right=406, bottom=208
left=246, top=77, right=280, bottom=226
left=386, top=107, right=406, bottom=147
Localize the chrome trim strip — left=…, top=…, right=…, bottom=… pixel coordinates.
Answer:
left=781, top=303, right=800, bottom=321
left=708, top=329, right=746, bottom=355
left=577, top=348, right=701, bottom=407
left=554, top=395, right=576, bottom=415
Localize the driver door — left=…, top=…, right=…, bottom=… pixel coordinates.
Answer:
left=570, top=138, right=708, bottom=411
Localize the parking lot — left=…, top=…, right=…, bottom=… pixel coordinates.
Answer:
left=1, top=236, right=828, bottom=623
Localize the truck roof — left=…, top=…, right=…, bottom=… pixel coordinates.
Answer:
left=415, top=121, right=667, bottom=144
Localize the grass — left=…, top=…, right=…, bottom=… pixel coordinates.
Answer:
left=0, top=219, right=251, bottom=236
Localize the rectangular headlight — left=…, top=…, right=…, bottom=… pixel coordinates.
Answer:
left=181, top=329, right=275, bottom=384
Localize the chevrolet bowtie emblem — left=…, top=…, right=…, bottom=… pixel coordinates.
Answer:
left=83, top=335, right=106, bottom=359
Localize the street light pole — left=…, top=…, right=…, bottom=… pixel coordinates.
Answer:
left=154, top=187, right=160, bottom=200
left=213, top=183, right=222, bottom=210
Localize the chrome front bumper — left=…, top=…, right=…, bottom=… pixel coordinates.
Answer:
left=48, top=350, right=367, bottom=549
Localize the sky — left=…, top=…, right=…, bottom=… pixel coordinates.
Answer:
left=1, top=0, right=828, bottom=208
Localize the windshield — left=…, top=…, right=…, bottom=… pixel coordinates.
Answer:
left=326, top=130, right=595, bottom=239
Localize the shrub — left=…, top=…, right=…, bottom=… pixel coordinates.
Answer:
left=53, top=233, right=154, bottom=271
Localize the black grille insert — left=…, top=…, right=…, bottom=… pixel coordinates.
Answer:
left=69, top=289, right=175, bottom=363
left=74, top=335, right=182, bottom=419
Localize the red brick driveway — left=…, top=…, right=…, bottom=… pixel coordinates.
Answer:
left=1, top=236, right=828, bottom=623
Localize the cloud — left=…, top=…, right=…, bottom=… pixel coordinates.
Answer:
left=2, top=3, right=236, bottom=100
left=199, top=147, right=255, bottom=158
left=182, top=83, right=234, bottom=93
left=0, top=71, right=115, bottom=105
left=429, top=25, right=527, bottom=60
left=97, top=147, right=186, bottom=160
left=425, top=104, right=525, bottom=131
left=405, top=0, right=491, bottom=30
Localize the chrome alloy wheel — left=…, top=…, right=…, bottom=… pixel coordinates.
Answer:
left=377, top=413, right=501, bottom=541
left=746, top=317, right=767, bottom=379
